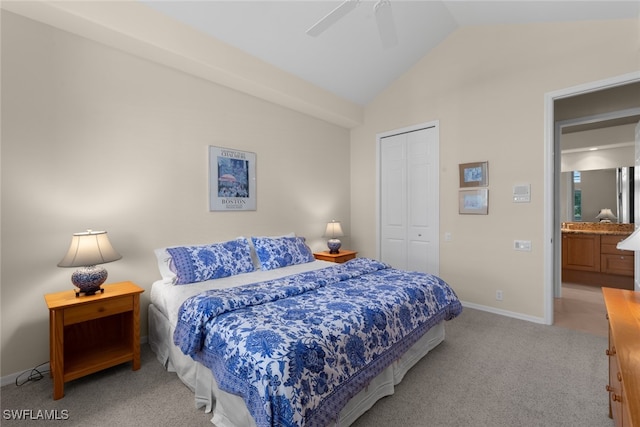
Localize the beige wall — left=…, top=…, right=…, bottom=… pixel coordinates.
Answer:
left=1, top=12, right=350, bottom=377
left=351, top=20, right=639, bottom=318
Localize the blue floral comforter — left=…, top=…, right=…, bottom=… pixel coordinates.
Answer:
left=174, top=258, right=462, bottom=427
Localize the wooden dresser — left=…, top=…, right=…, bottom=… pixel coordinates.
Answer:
left=602, top=287, right=640, bottom=427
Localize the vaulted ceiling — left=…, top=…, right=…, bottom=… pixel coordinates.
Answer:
left=140, top=1, right=639, bottom=105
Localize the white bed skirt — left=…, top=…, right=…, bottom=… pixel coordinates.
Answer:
left=148, top=303, right=445, bottom=427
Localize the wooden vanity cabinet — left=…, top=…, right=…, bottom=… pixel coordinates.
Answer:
left=601, top=235, right=635, bottom=277
left=562, top=232, right=634, bottom=289
left=562, top=233, right=600, bottom=272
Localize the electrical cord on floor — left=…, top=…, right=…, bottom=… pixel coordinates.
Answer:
left=15, top=362, right=49, bottom=386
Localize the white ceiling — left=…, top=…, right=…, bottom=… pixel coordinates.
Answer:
left=139, top=1, right=640, bottom=106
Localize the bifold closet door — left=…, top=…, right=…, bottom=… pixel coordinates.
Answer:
left=380, top=126, right=439, bottom=274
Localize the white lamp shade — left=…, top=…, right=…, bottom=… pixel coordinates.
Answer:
left=617, top=227, right=640, bottom=251
left=596, top=208, right=617, bottom=221
left=324, top=221, right=344, bottom=238
left=58, top=230, right=122, bottom=267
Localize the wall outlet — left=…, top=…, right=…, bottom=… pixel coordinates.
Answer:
left=496, top=290, right=503, bottom=301
left=514, top=240, right=532, bottom=251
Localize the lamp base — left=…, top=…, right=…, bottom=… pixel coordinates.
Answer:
left=71, top=265, right=108, bottom=296
left=327, top=239, right=342, bottom=254
left=75, top=287, right=105, bottom=298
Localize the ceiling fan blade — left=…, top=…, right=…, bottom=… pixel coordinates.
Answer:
left=374, top=0, right=398, bottom=48
left=306, top=0, right=360, bottom=37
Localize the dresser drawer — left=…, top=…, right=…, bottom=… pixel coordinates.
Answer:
left=603, top=288, right=640, bottom=427
left=63, top=296, right=133, bottom=326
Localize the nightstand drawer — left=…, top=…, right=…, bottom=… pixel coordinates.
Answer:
left=63, top=296, right=133, bottom=326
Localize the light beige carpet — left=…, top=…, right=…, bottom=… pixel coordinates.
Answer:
left=1, top=307, right=612, bottom=427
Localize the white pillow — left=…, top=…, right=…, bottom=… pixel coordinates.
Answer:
left=154, top=247, right=177, bottom=284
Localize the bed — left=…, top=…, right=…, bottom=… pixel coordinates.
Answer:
left=148, top=235, right=462, bottom=427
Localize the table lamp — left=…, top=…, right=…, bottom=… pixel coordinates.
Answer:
left=596, top=208, right=617, bottom=223
left=324, top=220, right=344, bottom=254
left=58, top=230, right=122, bottom=296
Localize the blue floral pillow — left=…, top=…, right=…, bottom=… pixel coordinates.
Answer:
left=251, top=236, right=315, bottom=271
left=167, top=238, right=254, bottom=285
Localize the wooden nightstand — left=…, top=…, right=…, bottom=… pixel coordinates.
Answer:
left=44, top=281, right=144, bottom=400
left=314, top=250, right=357, bottom=263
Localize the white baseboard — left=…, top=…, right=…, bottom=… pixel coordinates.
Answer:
left=460, top=300, right=547, bottom=325
left=1, top=335, right=149, bottom=388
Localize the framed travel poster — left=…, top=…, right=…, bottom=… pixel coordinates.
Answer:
left=209, top=146, right=256, bottom=211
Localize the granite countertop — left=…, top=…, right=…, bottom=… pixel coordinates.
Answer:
left=561, top=222, right=633, bottom=235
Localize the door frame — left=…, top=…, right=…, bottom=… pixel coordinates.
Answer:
left=376, top=120, right=440, bottom=265
left=543, top=71, right=640, bottom=325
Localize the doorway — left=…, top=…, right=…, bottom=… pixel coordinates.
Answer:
left=544, top=72, right=640, bottom=325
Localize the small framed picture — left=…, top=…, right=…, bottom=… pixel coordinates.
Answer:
left=459, top=189, right=489, bottom=215
left=459, top=161, right=488, bottom=187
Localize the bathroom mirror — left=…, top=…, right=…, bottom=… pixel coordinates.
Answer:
left=560, top=118, right=638, bottom=224
left=561, top=167, right=634, bottom=223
